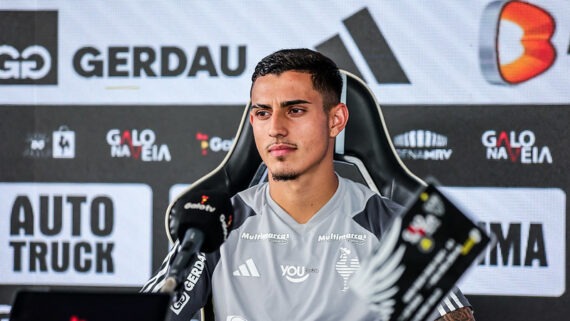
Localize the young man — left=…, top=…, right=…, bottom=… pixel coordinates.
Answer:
left=143, top=49, right=475, bottom=321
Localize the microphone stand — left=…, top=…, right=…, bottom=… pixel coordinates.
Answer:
left=160, top=228, right=204, bottom=294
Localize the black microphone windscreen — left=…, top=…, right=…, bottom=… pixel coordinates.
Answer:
left=169, top=190, right=233, bottom=252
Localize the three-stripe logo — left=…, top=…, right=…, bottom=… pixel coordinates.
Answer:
left=233, top=258, right=260, bottom=277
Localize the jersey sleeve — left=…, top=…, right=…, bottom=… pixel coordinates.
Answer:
left=429, top=286, right=472, bottom=320
left=140, top=240, right=217, bottom=321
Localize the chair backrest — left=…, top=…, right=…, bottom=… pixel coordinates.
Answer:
left=165, top=70, right=425, bottom=243
left=333, top=71, right=426, bottom=202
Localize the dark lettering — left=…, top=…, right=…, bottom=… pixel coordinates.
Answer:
left=221, top=45, right=246, bottom=76
left=74, top=242, right=92, bottom=272
left=161, top=47, right=187, bottom=76
left=9, top=241, right=26, bottom=271
left=97, top=243, right=114, bottom=273
left=51, top=241, right=70, bottom=272
left=40, top=195, right=63, bottom=236
left=477, top=221, right=487, bottom=265
left=525, top=223, right=548, bottom=267
left=188, top=46, right=217, bottom=76
left=490, top=223, right=521, bottom=266
left=109, top=47, right=129, bottom=77
left=134, top=47, right=157, bottom=77
left=67, top=196, right=87, bottom=236
left=30, top=242, right=48, bottom=272
left=91, top=196, right=114, bottom=236
left=10, top=195, right=34, bottom=235
left=73, top=47, right=103, bottom=77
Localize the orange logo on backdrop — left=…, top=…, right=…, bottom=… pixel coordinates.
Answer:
left=499, top=1, right=555, bottom=84
left=480, top=1, right=556, bottom=85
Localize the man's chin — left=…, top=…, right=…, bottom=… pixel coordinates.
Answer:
left=271, top=171, right=299, bottom=182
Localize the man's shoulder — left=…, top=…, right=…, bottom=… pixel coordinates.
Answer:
left=339, top=176, right=402, bottom=209
left=232, top=182, right=268, bottom=211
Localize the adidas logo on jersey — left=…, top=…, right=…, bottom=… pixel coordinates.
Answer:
left=233, top=258, right=260, bottom=277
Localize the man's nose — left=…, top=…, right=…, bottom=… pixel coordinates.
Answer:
left=268, top=111, right=287, bottom=137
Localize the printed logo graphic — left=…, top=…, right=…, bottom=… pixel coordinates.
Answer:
left=24, top=126, right=75, bottom=159
left=479, top=1, right=556, bottom=85
left=315, top=7, right=409, bottom=84
left=24, top=133, right=51, bottom=158
left=73, top=45, right=246, bottom=78
left=0, top=11, right=58, bottom=84
left=106, top=129, right=171, bottom=162
left=52, top=126, right=75, bottom=159
left=317, top=233, right=367, bottom=245
left=183, top=195, right=216, bottom=213
left=196, top=132, right=234, bottom=156
left=280, top=265, right=318, bottom=284
left=481, top=130, right=552, bottom=164
left=335, top=247, right=360, bottom=291
left=393, top=130, right=452, bottom=161
left=0, top=183, right=152, bottom=286
left=171, top=253, right=206, bottom=314
left=241, top=232, right=290, bottom=244
left=232, top=258, right=260, bottom=277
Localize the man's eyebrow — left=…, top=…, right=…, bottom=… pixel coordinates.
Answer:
left=251, top=100, right=311, bottom=110
left=281, top=99, right=310, bottom=107
left=250, top=103, right=270, bottom=110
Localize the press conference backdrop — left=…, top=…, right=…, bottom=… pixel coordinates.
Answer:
left=0, top=1, right=568, bottom=320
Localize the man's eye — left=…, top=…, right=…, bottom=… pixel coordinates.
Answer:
left=289, top=108, right=304, bottom=115
left=256, top=110, right=270, bottom=118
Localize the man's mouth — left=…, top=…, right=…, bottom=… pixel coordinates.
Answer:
left=268, top=143, right=297, bottom=157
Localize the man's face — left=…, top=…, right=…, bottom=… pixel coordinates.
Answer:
left=249, top=71, right=335, bottom=181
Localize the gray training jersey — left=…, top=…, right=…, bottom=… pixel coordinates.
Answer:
left=142, top=176, right=471, bottom=321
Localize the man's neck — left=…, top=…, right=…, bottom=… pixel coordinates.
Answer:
left=268, top=171, right=339, bottom=224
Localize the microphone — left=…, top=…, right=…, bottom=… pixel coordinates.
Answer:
left=161, top=190, right=233, bottom=294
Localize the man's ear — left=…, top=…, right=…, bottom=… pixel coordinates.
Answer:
left=249, top=105, right=255, bottom=125
left=329, top=103, right=349, bottom=138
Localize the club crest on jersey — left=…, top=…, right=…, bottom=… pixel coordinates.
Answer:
left=335, top=247, right=360, bottom=291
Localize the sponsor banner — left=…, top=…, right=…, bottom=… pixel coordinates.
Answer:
left=0, top=183, right=152, bottom=286
left=23, top=125, right=76, bottom=159
left=106, top=128, right=172, bottom=162
left=0, top=11, right=58, bottom=85
left=195, top=132, right=235, bottom=156
left=481, top=129, right=553, bottom=165
left=443, top=187, right=566, bottom=297
left=1, top=1, right=569, bottom=104
left=393, top=130, right=453, bottom=161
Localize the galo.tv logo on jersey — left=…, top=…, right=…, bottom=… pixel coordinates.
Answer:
left=479, top=1, right=555, bottom=85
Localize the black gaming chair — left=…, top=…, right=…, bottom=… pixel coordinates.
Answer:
left=164, top=70, right=427, bottom=320
left=165, top=70, right=426, bottom=244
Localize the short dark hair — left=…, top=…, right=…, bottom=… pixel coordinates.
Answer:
left=251, top=48, right=342, bottom=110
